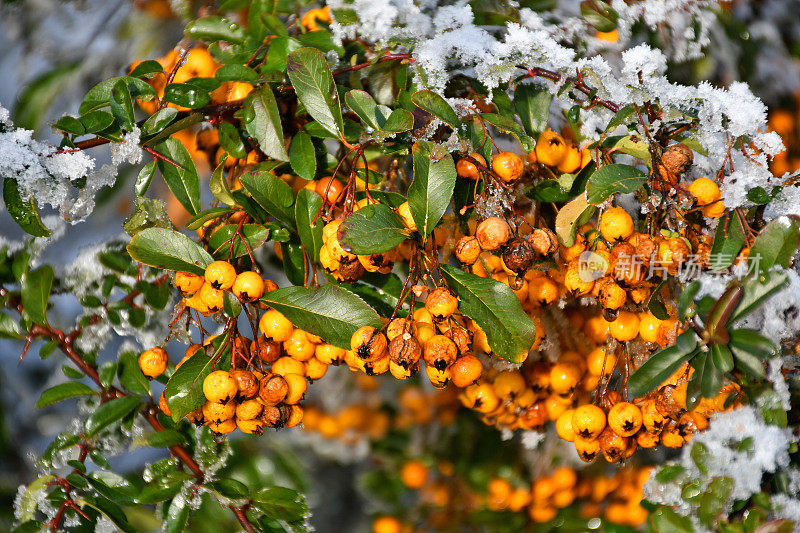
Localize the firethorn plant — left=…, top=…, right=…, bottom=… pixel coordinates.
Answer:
left=2, top=0, right=800, bottom=531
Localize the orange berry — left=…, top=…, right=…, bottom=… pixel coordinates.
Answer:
left=492, top=151, right=524, bottom=182
left=600, top=207, right=634, bottom=242
left=535, top=130, right=568, bottom=167
left=456, top=152, right=486, bottom=180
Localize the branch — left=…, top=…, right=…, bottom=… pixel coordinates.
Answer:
left=521, top=66, right=620, bottom=113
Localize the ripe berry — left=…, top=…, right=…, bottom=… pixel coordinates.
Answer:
left=283, top=373, right=308, bottom=404
left=236, top=399, right=263, bottom=420
left=607, top=402, right=643, bottom=437
left=598, top=279, right=626, bottom=310
left=461, top=383, right=499, bottom=413
left=586, top=346, right=616, bottom=377
left=475, top=217, right=511, bottom=251
left=425, top=287, right=458, bottom=320
left=702, top=200, right=725, bottom=219
left=251, top=336, right=283, bottom=364
left=493, top=370, right=526, bottom=398
left=231, top=271, right=265, bottom=302
left=271, top=356, right=306, bottom=377
left=198, top=283, right=224, bottom=313
left=237, top=418, right=265, bottom=435
left=571, top=404, right=606, bottom=440
left=208, top=419, right=237, bottom=434
left=641, top=399, right=666, bottom=433
left=555, top=409, right=577, bottom=442
left=175, top=271, right=204, bottom=296
left=350, top=326, right=388, bottom=362
left=304, top=357, right=329, bottom=381
left=549, top=363, right=582, bottom=395
left=607, top=310, right=640, bottom=341
left=259, top=309, right=294, bottom=342
left=599, top=207, right=634, bottom=242
left=389, top=360, right=416, bottom=380
left=535, top=130, right=568, bottom=167
left=284, top=404, right=304, bottom=427
left=528, top=276, right=559, bottom=306
left=423, top=335, right=458, bottom=371
left=203, top=370, right=238, bottom=403
left=400, top=460, right=428, bottom=489
left=315, top=176, right=344, bottom=204
left=315, top=343, right=346, bottom=365
left=426, top=365, right=451, bottom=389
left=454, top=236, right=481, bottom=265
left=557, top=145, right=582, bottom=174
left=456, top=152, right=486, bottom=180
left=138, top=347, right=168, bottom=378
left=491, top=151, right=524, bottom=182
left=573, top=435, right=601, bottom=462
left=528, top=228, right=558, bottom=256
left=204, top=260, right=237, bottom=290
left=598, top=427, right=628, bottom=463
left=687, top=177, right=721, bottom=205
left=202, top=400, right=236, bottom=423
left=449, top=354, right=483, bottom=387
left=283, top=329, right=316, bottom=361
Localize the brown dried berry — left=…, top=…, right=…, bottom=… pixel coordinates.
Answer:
left=231, top=336, right=251, bottom=367
left=660, top=143, right=693, bottom=176
left=475, top=217, right=512, bottom=251
left=455, top=235, right=482, bottom=265
left=502, top=237, right=535, bottom=273
left=389, top=334, right=422, bottom=369
left=251, top=336, right=282, bottom=364
left=259, top=374, right=288, bottom=405
left=261, top=405, right=284, bottom=428
left=230, top=369, right=259, bottom=400
left=337, top=256, right=366, bottom=283
left=528, top=228, right=558, bottom=256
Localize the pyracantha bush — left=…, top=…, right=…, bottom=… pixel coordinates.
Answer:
left=2, top=0, right=800, bottom=531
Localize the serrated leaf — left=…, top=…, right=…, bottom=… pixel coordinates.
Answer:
left=585, top=163, right=647, bottom=204
left=80, top=76, right=155, bottom=115
left=3, top=178, right=50, bottom=237
left=513, top=83, right=551, bottom=137
left=207, top=224, right=270, bottom=259
left=411, top=90, right=460, bottom=130
left=440, top=265, right=536, bottom=363
left=605, top=104, right=636, bottom=132
left=749, top=217, right=800, bottom=275
left=289, top=131, right=316, bottom=180
left=206, top=478, right=249, bottom=499
left=295, top=189, right=324, bottom=262
left=628, top=331, right=698, bottom=398
left=84, top=396, right=141, bottom=438
left=122, top=196, right=173, bottom=236
left=408, top=141, right=456, bottom=238
left=251, top=487, right=308, bottom=522
left=110, top=78, right=135, bottom=131
left=163, top=82, right=211, bottom=109
left=338, top=203, right=409, bottom=254
left=345, top=89, right=391, bottom=131
left=382, top=108, right=414, bottom=132
left=260, top=284, right=382, bottom=349
left=243, top=85, right=289, bottom=161
left=127, top=227, right=214, bottom=275
left=240, top=171, right=296, bottom=228
left=153, top=137, right=201, bottom=216
left=287, top=47, right=343, bottom=138
left=36, top=382, right=96, bottom=408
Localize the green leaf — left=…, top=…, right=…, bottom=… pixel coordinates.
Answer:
left=627, top=331, right=698, bottom=398
left=223, top=291, right=242, bottom=318
left=480, top=113, right=533, bottom=151
left=243, top=85, right=289, bottom=161
left=440, top=265, right=536, bottom=363
left=698, top=477, right=733, bottom=527
left=122, top=196, right=173, bottom=236
left=14, top=63, right=79, bottom=130
left=749, top=217, right=800, bottom=274
left=581, top=0, right=619, bottom=32
left=408, top=141, right=457, bottom=238
left=165, top=338, right=230, bottom=422
left=207, top=224, right=270, bottom=258
left=260, top=284, right=382, bottom=349
left=206, top=478, right=249, bottom=499
left=86, top=471, right=138, bottom=506
left=289, top=131, right=317, bottom=180
left=677, top=280, right=701, bottom=320
left=730, top=343, right=765, bottom=379
left=336, top=272, right=410, bottom=319
left=210, top=159, right=237, bottom=207
left=110, top=78, right=135, bottom=132
left=555, top=193, right=596, bottom=246
left=83, top=495, right=136, bottom=533
left=286, top=47, right=343, bottom=138
left=165, top=494, right=190, bottom=533
left=605, top=104, right=636, bottom=132
left=649, top=507, right=695, bottom=533
left=117, top=350, right=151, bottom=395
left=215, top=64, right=259, bottom=82
left=730, top=271, right=789, bottom=322
left=0, top=311, right=23, bottom=339
left=251, top=487, right=308, bottom=522
left=135, top=161, right=157, bottom=196
left=80, top=109, right=115, bottom=134
left=84, top=396, right=141, bottom=438
left=604, top=134, right=651, bottom=165
left=411, top=90, right=460, bottom=130
left=146, top=429, right=186, bottom=448
left=127, top=227, right=214, bottom=275
left=54, top=115, right=85, bottom=135
left=728, top=329, right=779, bottom=359
left=22, top=265, right=53, bottom=325
left=3, top=178, right=50, bottom=237
left=35, top=382, right=96, bottom=408
left=710, top=343, right=734, bottom=373
left=129, top=60, right=164, bottom=78
left=513, top=83, right=551, bottom=137
left=153, top=137, right=201, bottom=216
left=80, top=76, right=156, bottom=115
left=280, top=238, right=306, bottom=286
left=345, top=89, right=389, bottom=130
left=184, top=15, right=246, bottom=44
left=163, top=82, right=211, bottom=109
left=339, top=203, right=409, bottom=255
left=710, top=212, right=745, bottom=272
left=295, top=189, right=324, bottom=262
left=585, top=164, right=647, bottom=204
left=382, top=108, right=415, bottom=133
left=240, top=171, right=297, bottom=228
left=218, top=121, right=247, bottom=159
